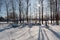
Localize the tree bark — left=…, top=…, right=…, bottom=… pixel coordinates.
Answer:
left=55, top=0, right=59, bottom=25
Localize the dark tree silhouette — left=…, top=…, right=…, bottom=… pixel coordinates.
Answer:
left=55, top=0, right=59, bottom=25
left=5, top=0, right=9, bottom=23
left=50, top=0, right=53, bottom=24
left=10, top=0, right=16, bottom=23
left=0, top=0, right=2, bottom=12
left=38, top=0, right=41, bottom=24
left=0, top=17, right=5, bottom=21
left=25, top=0, right=30, bottom=23
left=19, top=0, right=22, bottom=23
left=41, top=0, right=43, bottom=24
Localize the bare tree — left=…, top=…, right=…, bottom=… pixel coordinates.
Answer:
left=7, top=12, right=18, bottom=20
left=25, top=0, right=30, bottom=23
left=19, top=0, right=22, bottom=23
left=50, top=0, right=53, bottom=24
left=52, top=0, right=56, bottom=23
left=55, top=0, right=59, bottom=25
left=10, top=0, right=16, bottom=23
left=41, top=0, right=44, bottom=24
left=0, top=0, right=2, bottom=23
left=38, top=0, right=41, bottom=24
left=0, top=0, right=2, bottom=12
left=5, top=0, right=9, bottom=23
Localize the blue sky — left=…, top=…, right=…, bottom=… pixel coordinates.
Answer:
left=0, top=0, right=50, bottom=18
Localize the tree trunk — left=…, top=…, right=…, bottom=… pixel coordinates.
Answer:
left=41, top=0, right=43, bottom=24
left=50, top=0, right=53, bottom=24
left=19, top=0, right=21, bottom=23
left=55, top=0, right=59, bottom=25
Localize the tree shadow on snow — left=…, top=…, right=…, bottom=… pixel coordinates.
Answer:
left=20, top=23, right=41, bottom=28
left=46, top=25, right=60, bottom=39
left=48, top=29, right=60, bottom=39
left=0, top=24, right=13, bottom=32
left=38, top=26, right=41, bottom=40
left=0, top=23, right=22, bottom=32
left=38, top=26, right=45, bottom=40
left=43, top=29, right=49, bottom=40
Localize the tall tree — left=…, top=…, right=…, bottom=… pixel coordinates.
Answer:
left=41, top=0, right=43, bottom=24
left=0, top=0, right=2, bottom=12
left=19, top=0, right=22, bottom=23
left=25, top=0, right=30, bottom=23
left=38, top=0, right=41, bottom=24
left=55, top=0, right=59, bottom=25
left=52, top=0, right=56, bottom=23
left=5, top=0, right=9, bottom=23
left=11, top=0, right=16, bottom=23
left=50, top=0, right=53, bottom=24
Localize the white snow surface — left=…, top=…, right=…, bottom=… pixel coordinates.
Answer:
left=0, top=23, right=60, bottom=40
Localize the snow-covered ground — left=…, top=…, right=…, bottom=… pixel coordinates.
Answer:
left=0, top=23, right=60, bottom=40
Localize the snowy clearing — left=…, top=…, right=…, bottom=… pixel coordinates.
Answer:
left=0, top=23, right=60, bottom=40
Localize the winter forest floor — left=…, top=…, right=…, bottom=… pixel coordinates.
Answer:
left=0, top=22, right=60, bottom=40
